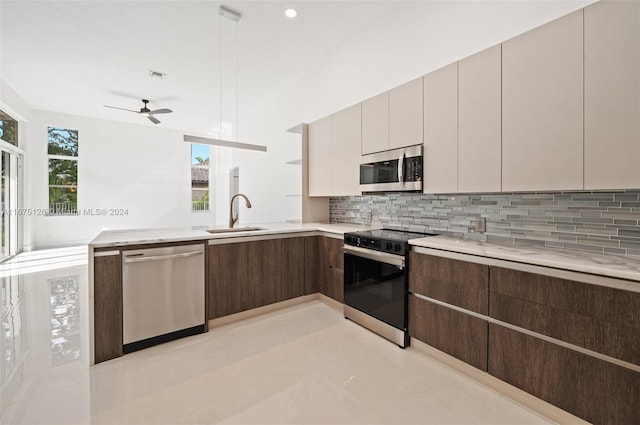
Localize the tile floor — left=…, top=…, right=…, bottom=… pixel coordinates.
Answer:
left=1, top=247, right=561, bottom=424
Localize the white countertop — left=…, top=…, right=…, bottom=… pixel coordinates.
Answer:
left=89, top=222, right=374, bottom=248
left=90, top=223, right=640, bottom=284
left=410, top=235, right=640, bottom=284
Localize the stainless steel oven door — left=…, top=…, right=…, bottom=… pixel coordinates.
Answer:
left=343, top=245, right=407, bottom=331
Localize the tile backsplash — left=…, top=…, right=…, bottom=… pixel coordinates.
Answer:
left=330, top=191, right=640, bottom=256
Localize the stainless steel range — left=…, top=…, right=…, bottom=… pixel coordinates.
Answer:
left=343, top=229, right=437, bottom=347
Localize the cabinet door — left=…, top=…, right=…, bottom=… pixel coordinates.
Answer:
left=458, top=45, right=502, bottom=193
left=94, top=252, right=123, bottom=363
left=362, top=92, right=390, bottom=155
left=409, top=252, right=488, bottom=314
left=331, top=104, right=362, bottom=196
left=251, top=239, right=283, bottom=308
left=390, top=77, right=423, bottom=150
left=410, top=295, right=488, bottom=371
left=304, top=236, right=320, bottom=295
left=490, top=266, right=640, bottom=365
left=319, top=236, right=344, bottom=303
left=308, top=115, right=332, bottom=197
left=584, top=0, right=640, bottom=189
left=209, top=242, right=250, bottom=318
left=489, top=324, right=640, bottom=425
left=502, top=10, right=584, bottom=191
left=281, top=237, right=305, bottom=301
left=424, top=63, right=458, bottom=194
left=209, top=240, right=282, bottom=318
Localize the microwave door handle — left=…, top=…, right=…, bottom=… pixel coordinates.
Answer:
left=398, top=152, right=405, bottom=183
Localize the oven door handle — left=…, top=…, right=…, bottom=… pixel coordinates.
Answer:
left=343, top=245, right=405, bottom=268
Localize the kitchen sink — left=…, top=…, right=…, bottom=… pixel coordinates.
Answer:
left=206, top=227, right=264, bottom=234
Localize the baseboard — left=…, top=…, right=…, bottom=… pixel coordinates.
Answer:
left=409, top=338, right=589, bottom=425
left=315, top=293, right=344, bottom=312
left=208, top=294, right=318, bottom=329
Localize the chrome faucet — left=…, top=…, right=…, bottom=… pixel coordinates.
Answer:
left=229, top=193, right=252, bottom=228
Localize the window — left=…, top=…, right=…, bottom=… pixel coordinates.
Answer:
left=47, top=126, right=78, bottom=215
left=191, top=144, right=210, bottom=212
left=0, top=110, right=22, bottom=257
left=0, top=110, right=18, bottom=146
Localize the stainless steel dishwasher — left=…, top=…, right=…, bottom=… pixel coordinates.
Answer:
left=122, top=243, right=205, bottom=353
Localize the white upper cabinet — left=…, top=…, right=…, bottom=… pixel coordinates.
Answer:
left=308, top=115, right=333, bottom=197
left=308, top=104, right=362, bottom=197
left=389, top=77, right=423, bottom=150
left=458, top=45, right=502, bottom=193
left=424, top=63, right=458, bottom=194
left=584, top=0, right=640, bottom=190
left=361, top=92, right=389, bottom=155
left=332, top=103, right=362, bottom=196
left=502, top=10, right=584, bottom=192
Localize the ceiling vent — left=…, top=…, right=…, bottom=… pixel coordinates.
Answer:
left=148, top=70, right=166, bottom=80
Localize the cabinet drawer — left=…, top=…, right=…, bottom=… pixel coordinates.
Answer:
left=409, top=253, right=488, bottom=314
left=490, top=267, right=640, bottom=329
left=409, top=295, right=488, bottom=371
left=489, top=324, right=640, bottom=425
left=491, top=291, right=639, bottom=365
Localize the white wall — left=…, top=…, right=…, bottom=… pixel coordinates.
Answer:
left=28, top=110, right=301, bottom=249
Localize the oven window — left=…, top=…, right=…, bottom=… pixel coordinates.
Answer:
left=344, top=254, right=406, bottom=329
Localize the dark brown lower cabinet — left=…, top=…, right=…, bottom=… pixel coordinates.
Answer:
left=94, top=252, right=123, bottom=363
left=304, top=235, right=343, bottom=302
left=209, top=237, right=307, bottom=319
left=281, top=237, right=305, bottom=301
left=304, top=236, right=320, bottom=295
left=409, top=253, right=489, bottom=314
left=409, top=295, right=488, bottom=371
left=489, top=324, right=640, bottom=425
left=209, top=239, right=282, bottom=318
left=318, top=236, right=344, bottom=303
left=490, top=266, right=640, bottom=330
left=490, top=291, right=639, bottom=365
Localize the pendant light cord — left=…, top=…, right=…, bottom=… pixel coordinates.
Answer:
left=235, top=17, right=239, bottom=143
left=219, top=9, right=222, bottom=140
left=218, top=6, right=241, bottom=143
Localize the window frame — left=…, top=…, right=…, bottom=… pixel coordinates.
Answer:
left=47, top=126, right=79, bottom=216
left=190, top=144, right=211, bottom=213
left=0, top=110, right=18, bottom=147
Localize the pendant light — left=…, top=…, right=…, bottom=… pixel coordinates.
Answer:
left=184, top=5, right=267, bottom=152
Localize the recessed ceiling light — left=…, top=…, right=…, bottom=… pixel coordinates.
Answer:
left=284, top=8, right=297, bottom=18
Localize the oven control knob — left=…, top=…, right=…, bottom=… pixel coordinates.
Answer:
left=385, top=242, right=392, bottom=251
left=394, top=243, right=402, bottom=252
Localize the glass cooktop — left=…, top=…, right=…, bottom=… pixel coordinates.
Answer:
left=347, top=228, right=438, bottom=243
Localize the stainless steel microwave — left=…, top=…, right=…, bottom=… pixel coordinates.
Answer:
left=360, top=145, right=423, bottom=193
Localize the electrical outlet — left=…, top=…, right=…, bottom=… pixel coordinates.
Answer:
left=365, top=212, right=372, bottom=225
left=476, top=216, right=486, bottom=233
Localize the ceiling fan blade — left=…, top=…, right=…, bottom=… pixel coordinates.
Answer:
left=103, top=105, right=139, bottom=113
left=147, top=115, right=161, bottom=124
left=149, top=108, right=172, bottom=115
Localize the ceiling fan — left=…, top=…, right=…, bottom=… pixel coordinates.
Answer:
left=103, top=99, right=172, bottom=124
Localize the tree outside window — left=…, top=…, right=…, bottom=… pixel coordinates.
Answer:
left=48, top=127, right=78, bottom=215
